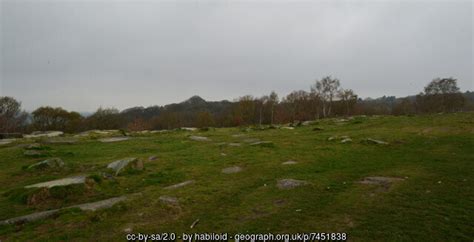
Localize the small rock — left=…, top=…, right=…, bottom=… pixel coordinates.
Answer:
left=437, top=181, right=442, bottom=184
left=341, top=138, right=352, bottom=143
left=363, top=138, right=389, bottom=145
left=148, top=156, right=158, bottom=161
left=189, top=136, right=210, bottom=142
left=27, top=158, right=65, bottom=170
left=221, top=166, right=242, bottom=174
left=228, top=143, right=241, bottom=147
left=282, top=160, right=298, bottom=165
left=165, top=180, right=195, bottom=190
left=277, top=179, right=309, bottom=190
left=124, top=228, right=132, bottom=233
left=99, top=137, right=130, bottom=143
left=181, top=127, right=198, bottom=131
left=220, top=153, right=227, bottom=156
left=107, top=158, right=143, bottom=176
left=249, top=141, right=274, bottom=147
left=159, top=195, right=178, bottom=204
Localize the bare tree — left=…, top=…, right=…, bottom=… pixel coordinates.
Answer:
left=417, top=77, right=465, bottom=113
left=268, top=91, right=279, bottom=125
left=311, top=76, right=340, bottom=117
left=338, top=89, right=358, bottom=116
left=0, top=96, right=28, bottom=133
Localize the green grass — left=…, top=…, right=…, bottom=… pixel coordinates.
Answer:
left=0, top=113, right=473, bottom=241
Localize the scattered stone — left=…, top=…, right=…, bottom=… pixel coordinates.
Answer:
left=0, top=196, right=127, bottom=225
left=24, top=131, right=63, bottom=139
left=249, top=141, right=274, bottom=147
left=159, top=195, right=178, bottom=204
left=281, top=126, right=295, bottom=130
left=341, top=138, right=353, bottom=143
left=362, top=138, right=389, bottom=145
left=164, top=180, right=195, bottom=190
left=190, top=219, right=200, bottom=229
left=124, top=228, right=133, bottom=233
left=181, top=127, right=198, bottom=131
left=99, top=137, right=130, bottom=143
left=221, top=166, right=242, bottom=174
left=231, top=134, right=246, bottom=138
left=77, top=196, right=127, bottom=211
left=220, top=153, right=227, bottom=156
left=302, top=121, right=316, bottom=126
left=282, top=160, right=298, bottom=165
left=243, top=138, right=260, bottom=143
left=24, top=150, right=43, bottom=156
left=189, top=136, right=210, bottom=142
left=25, top=176, right=86, bottom=189
left=276, top=179, right=309, bottom=190
left=42, top=137, right=78, bottom=145
left=148, top=156, right=158, bottom=161
left=228, top=143, right=241, bottom=147
left=107, top=158, right=143, bottom=176
left=27, top=158, right=65, bottom=170
left=328, top=136, right=337, bottom=141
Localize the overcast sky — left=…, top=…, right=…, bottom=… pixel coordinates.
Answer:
left=1, top=0, right=472, bottom=112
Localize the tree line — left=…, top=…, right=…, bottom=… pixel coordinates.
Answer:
left=1, top=76, right=471, bottom=134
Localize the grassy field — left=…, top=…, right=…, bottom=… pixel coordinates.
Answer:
left=0, top=113, right=473, bottom=241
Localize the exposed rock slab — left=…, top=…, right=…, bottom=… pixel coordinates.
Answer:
left=107, top=158, right=143, bottom=176
left=42, top=137, right=78, bottom=145
left=76, top=196, right=127, bottom=211
left=277, top=179, right=309, bottom=190
left=99, top=137, right=130, bottom=143
left=181, top=127, right=198, bottom=131
left=221, top=166, right=243, bottom=174
left=164, top=180, right=195, bottom=190
left=24, top=131, right=63, bottom=139
left=280, top=126, right=295, bottom=130
left=27, top=158, right=65, bottom=170
left=0, top=196, right=126, bottom=225
left=363, top=138, right=389, bottom=145
left=25, top=176, right=86, bottom=189
left=0, top=139, right=16, bottom=145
